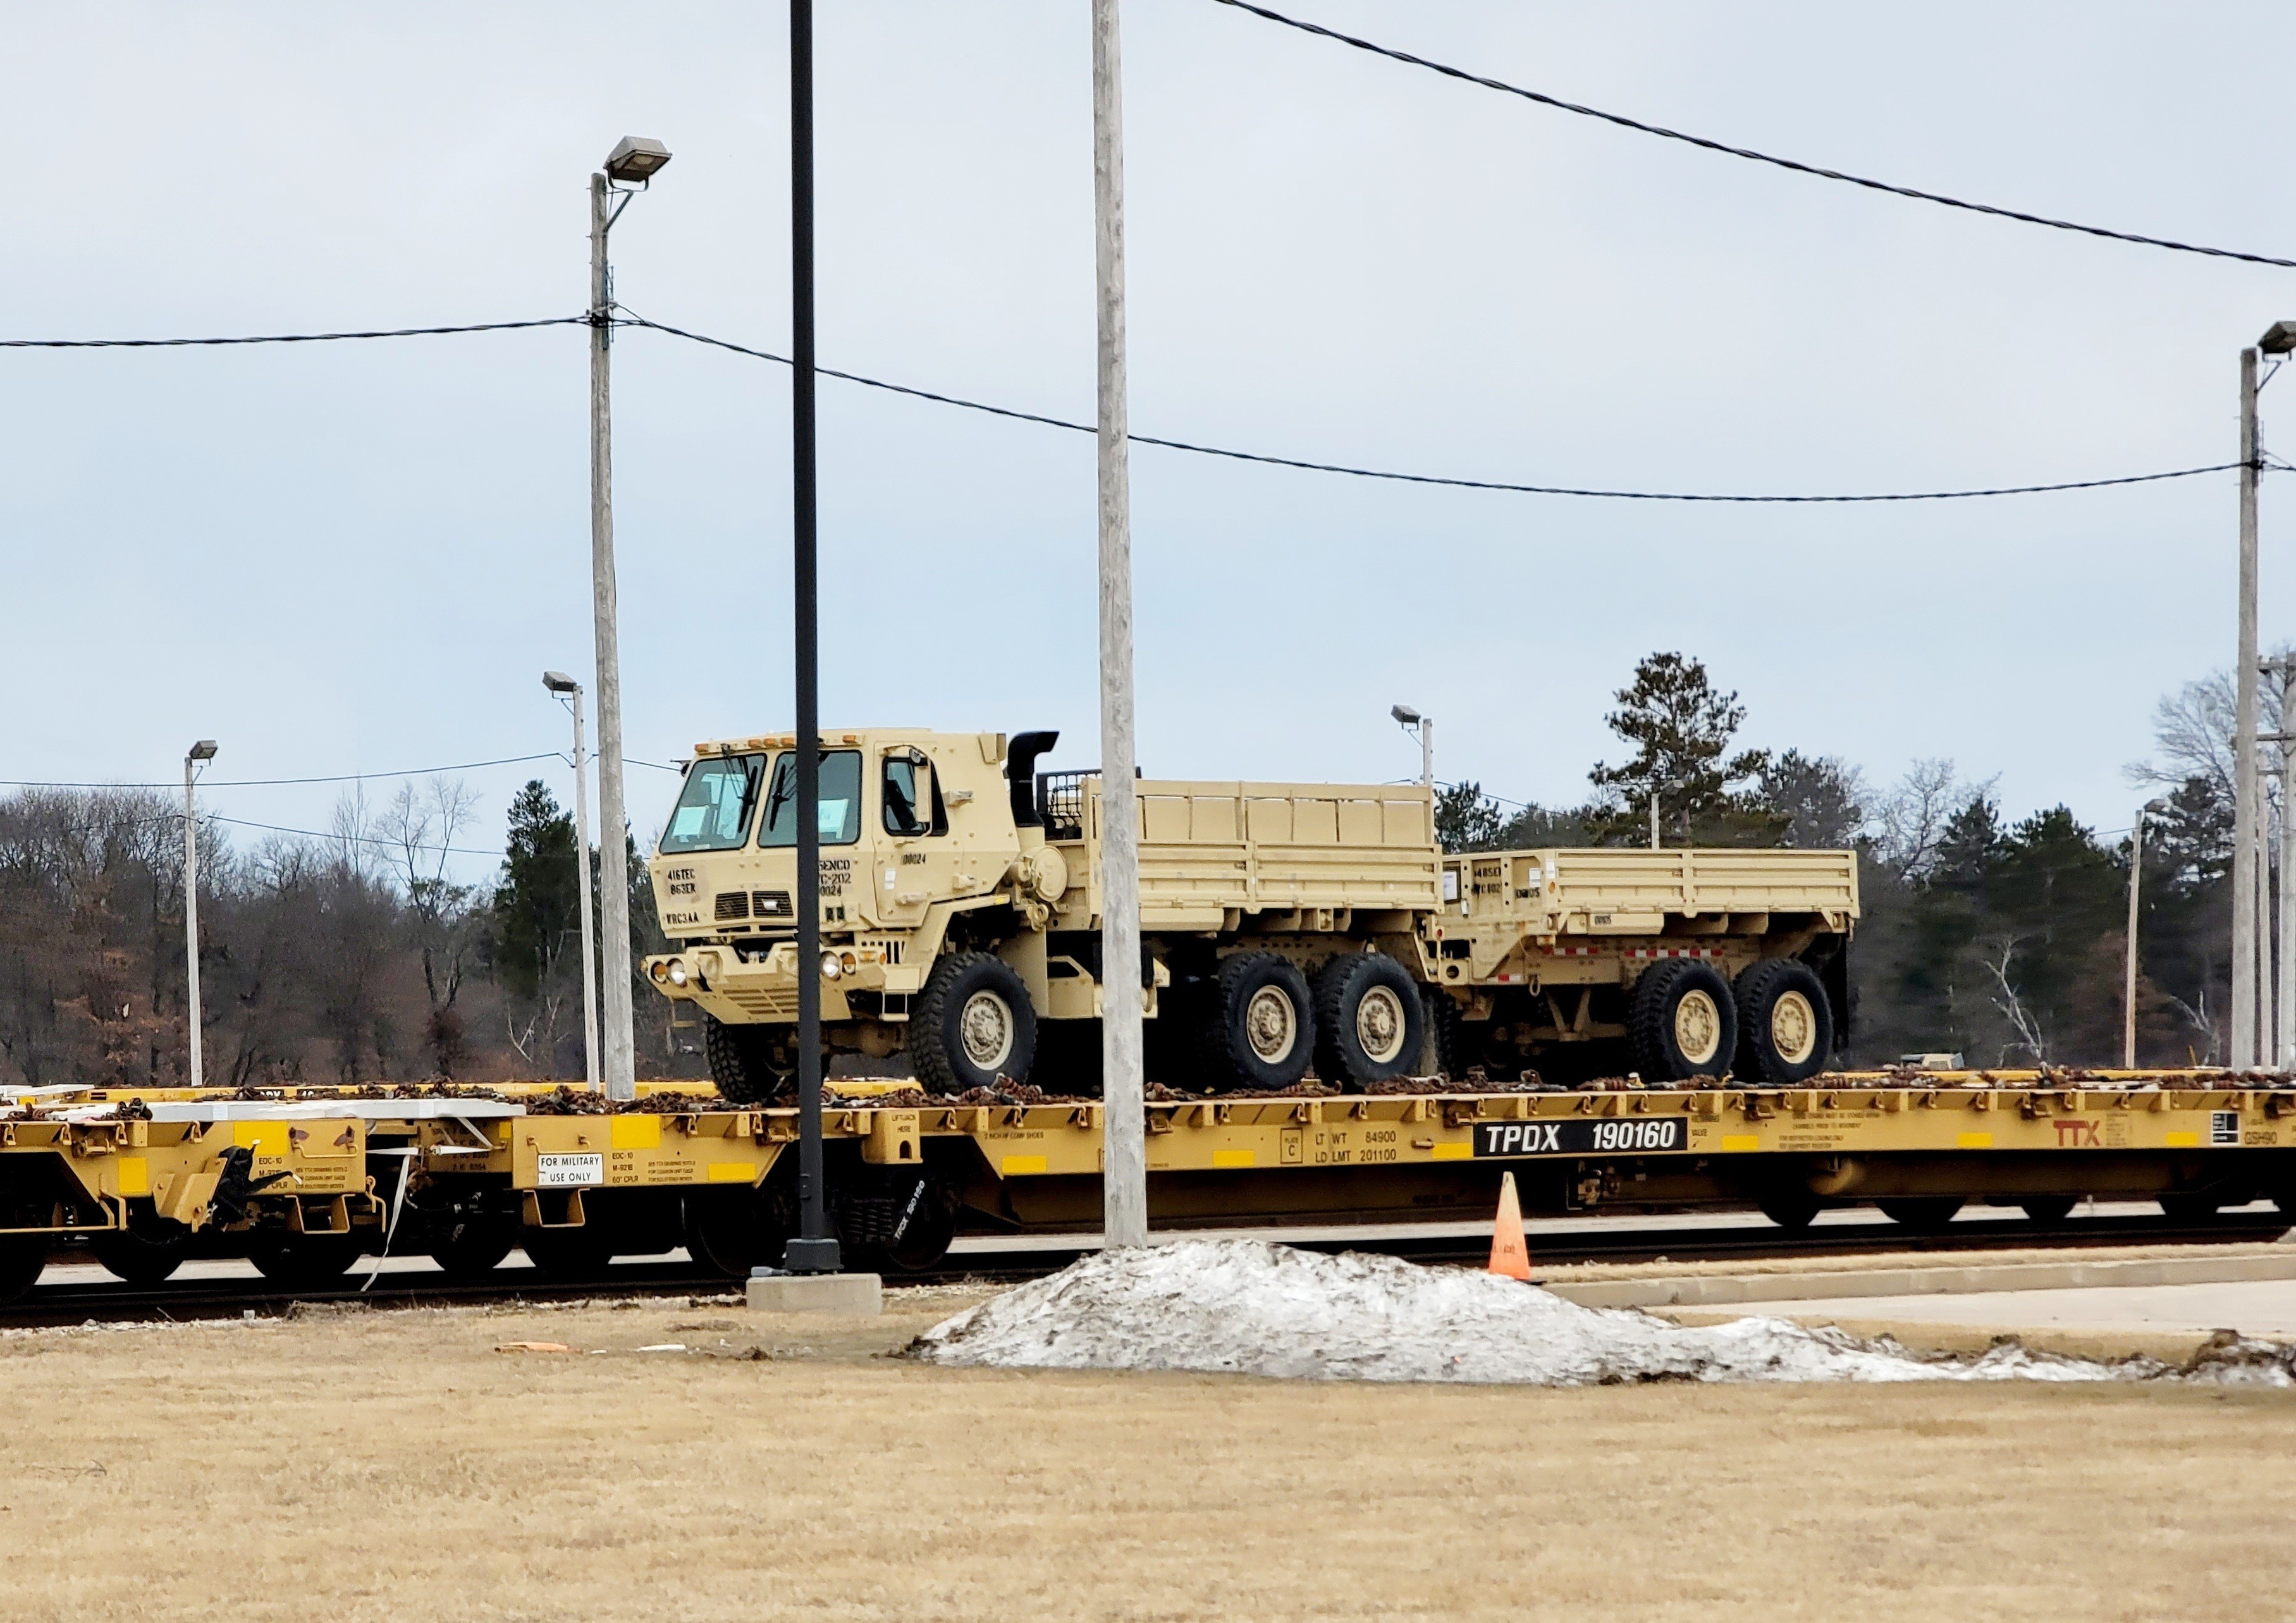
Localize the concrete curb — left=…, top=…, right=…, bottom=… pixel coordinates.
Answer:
left=1543, top=1252, right=2296, bottom=1311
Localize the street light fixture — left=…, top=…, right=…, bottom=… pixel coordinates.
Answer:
left=544, top=671, right=602, bottom=1091
left=1391, top=704, right=1432, bottom=788
left=183, top=740, right=217, bottom=1089
left=584, top=135, right=672, bottom=1103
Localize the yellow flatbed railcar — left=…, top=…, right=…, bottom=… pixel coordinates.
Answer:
left=4, top=1071, right=2293, bottom=1301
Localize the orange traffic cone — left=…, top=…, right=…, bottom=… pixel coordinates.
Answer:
left=1487, top=1170, right=1531, bottom=1280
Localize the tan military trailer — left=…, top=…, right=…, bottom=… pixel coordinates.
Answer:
left=640, top=728, right=1858, bottom=1100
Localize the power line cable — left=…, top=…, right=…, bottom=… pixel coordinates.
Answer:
left=1207, top=0, right=2296, bottom=271
left=0, top=317, right=586, bottom=350
left=208, top=814, right=502, bottom=859
left=0, top=752, right=565, bottom=790
left=618, top=311, right=2245, bottom=502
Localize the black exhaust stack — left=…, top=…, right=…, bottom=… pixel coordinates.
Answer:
left=1007, top=730, right=1059, bottom=828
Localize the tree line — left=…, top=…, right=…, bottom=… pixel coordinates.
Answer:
left=0, top=776, right=698, bottom=1088
left=1435, top=651, right=2248, bottom=1067
left=0, top=654, right=2252, bottom=1086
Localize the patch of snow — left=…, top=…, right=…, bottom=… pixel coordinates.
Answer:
left=910, top=1239, right=2293, bottom=1388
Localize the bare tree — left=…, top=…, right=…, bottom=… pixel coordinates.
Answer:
left=1873, top=759, right=1995, bottom=883
left=1979, top=936, right=2048, bottom=1065
left=377, top=776, right=482, bottom=1075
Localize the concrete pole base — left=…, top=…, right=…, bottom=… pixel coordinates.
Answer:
left=746, top=1271, right=883, bottom=1316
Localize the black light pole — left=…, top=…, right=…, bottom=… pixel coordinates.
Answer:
left=783, top=0, right=840, bottom=1274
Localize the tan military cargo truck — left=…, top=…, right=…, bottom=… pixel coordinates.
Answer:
left=640, top=728, right=1858, bottom=1100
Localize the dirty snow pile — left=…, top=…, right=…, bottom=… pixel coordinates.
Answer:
left=911, top=1239, right=2296, bottom=1387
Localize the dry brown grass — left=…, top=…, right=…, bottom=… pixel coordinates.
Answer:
left=3, top=1289, right=2292, bottom=1623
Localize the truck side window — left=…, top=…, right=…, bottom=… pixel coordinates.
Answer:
left=758, top=750, right=864, bottom=847
left=658, top=752, right=766, bottom=854
left=883, top=752, right=946, bottom=836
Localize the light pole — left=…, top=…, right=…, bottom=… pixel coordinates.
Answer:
left=588, top=133, right=671, bottom=1104
left=1392, top=705, right=1433, bottom=788
left=544, top=672, right=601, bottom=1091
left=783, top=0, right=841, bottom=1274
left=1094, top=0, right=1147, bottom=1251
left=182, top=740, right=216, bottom=1087
left=2124, top=799, right=2165, bottom=1069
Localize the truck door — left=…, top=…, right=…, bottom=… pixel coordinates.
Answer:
left=874, top=747, right=947, bottom=927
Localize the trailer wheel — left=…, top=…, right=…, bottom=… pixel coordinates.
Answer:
left=706, top=1015, right=795, bottom=1105
left=1311, top=955, right=1425, bottom=1084
left=245, top=1232, right=363, bottom=1287
left=1731, top=958, right=1834, bottom=1084
left=0, top=1235, right=45, bottom=1304
left=911, top=952, right=1038, bottom=1093
left=1877, top=1197, right=1963, bottom=1232
left=1200, top=952, right=1317, bottom=1091
left=90, top=1208, right=193, bottom=1285
left=1628, top=960, right=1738, bottom=1081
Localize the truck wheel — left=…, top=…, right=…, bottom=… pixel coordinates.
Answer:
left=1628, top=960, right=1737, bottom=1081
left=1421, top=986, right=1462, bottom=1079
left=0, top=1235, right=46, bottom=1304
left=1311, top=955, right=1425, bottom=1084
left=706, top=1015, right=795, bottom=1105
left=90, top=1208, right=193, bottom=1285
left=1201, top=952, right=1316, bottom=1091
left=910, top=952, right=1038, bottom=1093
left=1732, top=958, right=1834, bottom=1084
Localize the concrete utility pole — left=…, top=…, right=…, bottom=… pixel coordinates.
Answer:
left=2280, top=664, right=2296, bottom=1067
left=1094, top=0, right=1147, bottom=1250
left=2235, top=346, right=2261, bottom=1067
left=182, top=740, right=216, bottom=1087
left=1390, top=705, right=1432, bottom=787
left=545, top=672, right=601, bottom=1090
left=2124, top=805, right=2146, bottom=1069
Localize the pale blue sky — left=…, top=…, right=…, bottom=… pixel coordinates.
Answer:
left=6, top=1, right=2292, bottom=871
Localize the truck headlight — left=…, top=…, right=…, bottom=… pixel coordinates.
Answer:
left=821, top=952, right=842, bottom=981
left=667, top=960, right=689, bottom=988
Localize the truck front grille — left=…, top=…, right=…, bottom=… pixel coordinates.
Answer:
left=714, top=891, right=750, bottom=922
left=752, top=890, right=793, bottom=920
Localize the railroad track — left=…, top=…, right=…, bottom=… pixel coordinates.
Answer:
left=6, top=1212, right=2285, bottom=1331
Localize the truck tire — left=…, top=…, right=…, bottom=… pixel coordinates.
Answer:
left=1198, top=952, right=1316, bottom=1091
left=0, top=1235, right=45, bottom=1304
left=1628, top=959, right=1737, bottom=1082
left=706, top=1015, right=795, bottom=1106
left=1311, top=955, right=1425, bottom=1084
left=910, top=952, right=1038, bottom=1093
left=1421, top=986, right=1462, bottom=1080
left=1732, top=958, right=1834, bottom=1084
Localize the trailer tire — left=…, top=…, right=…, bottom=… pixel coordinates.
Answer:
left=1877, top=1197, right=1963, bottom=1232
left=1628, top=959, right=1738, bottom=1081
left=911, top=952, right=1037, bottom=1093
left=1421, top=986, right=1462, bottom=1079
left=0, top=1235, right=45, bottom=1304
left=706, top=1015, right=795, bottom=1105
left=1731, top=958, right=1833, bottom=1084
left=1200, top=952, right=1317, bottom=1091
left=246, top=1232, right=363, bottom=1287
left=1311, top=955, right=1425, bottom=1084
left=90, top=1208, right=193, bottom=1285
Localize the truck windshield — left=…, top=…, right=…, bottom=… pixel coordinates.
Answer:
left=758, top=749, right=863, bottom=847
left=658, top=753, right=766, bottom=854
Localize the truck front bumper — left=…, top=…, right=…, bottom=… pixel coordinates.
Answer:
left=643, top=942, right=890, bottom=1025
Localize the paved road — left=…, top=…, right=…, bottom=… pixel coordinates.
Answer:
left=1726, top=1277, right=2296, bottom=1337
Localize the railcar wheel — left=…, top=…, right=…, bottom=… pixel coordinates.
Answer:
left=427, top=1211, right=520, bottom=1280
left=1200, top=952, right=1316, bottom=1091
left=682, top=1180, right=797, bottom=1278
left=1877, top=1197, right=1964, bottom=1232
left=1757, top=1194, right=1820, bottom=1230
left=519, top=1222, right=615, bottom=1278
left=862, top=1175, right=959, bottom=1275
left=2159, top=1194, right=2224, bottom=1222
left=1731, top=959, right=1834, bottom=1085
left=245, top=1232, right=364, bottom=1287
left=1311, top=955, right=1425, bottom=1084
left=90, top=1208, right=193, bottom=1285
left=706, top=1015, right=796, bottom=1105
left=2019, top=1196, right=2078, bottom=1224
left=911, top=952, right=1038, bottom=1094
left=0, top=1235, right=46, bottom=1304
left=1628, top=960, right=1738, bottom=1082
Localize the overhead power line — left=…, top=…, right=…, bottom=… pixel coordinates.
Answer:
left=619, top=312, right=2245, bottom=503
left=0, top=317, right=586, bottom=350
left=209, top=814, right=503, bottom=859
left=0, top=751, right=565, bottom=790
left=1208, top=0, right=2296, bottom=271
left=0, top=305, right=2256, bottom=503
